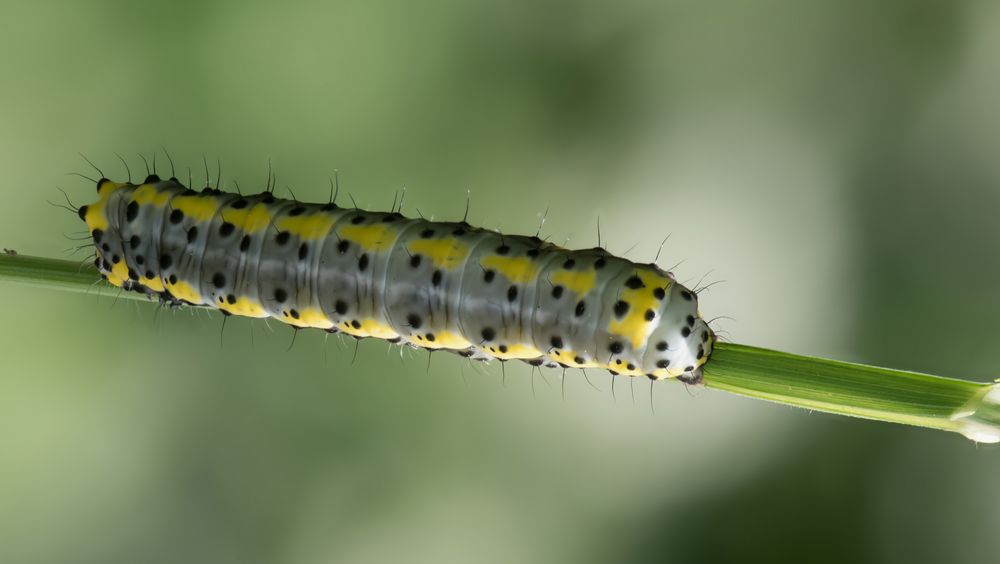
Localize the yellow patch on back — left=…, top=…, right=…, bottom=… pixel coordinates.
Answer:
left=608, top=270, right=672, bottom=349
left=140, top=276, right=165, bottom=293
left=84, top=204, right=109, bottom=231
left=416, top=331, right=473, bottom=350
left=97, top=181, right=126, bottom=196
left=546, top=348, right=599, bottom=368
left=219, top=296, right=267, bottom=318
left=480, top=255, right=539, bottom=284
left=550, top=268, right=597, bottom=295
left=695, top=353, right=709, bottom=370
left=547, top=348, right=599, bottom=368
left=170, top=195, right=220, bottom=222
left=284, top=307, right=334, bottom=329
left=131, top=184, right=172, bottom=207
left=490, top=343, right=543, bottom=360
left=340, top=318, right=400, bottom=339
left=166, top=278, right=202, bottom=304
left=549, top=348, right=573, bottom=364
left=611, top=362, right=645, bottom=377
left=222, top=204, right=272, bottom=233
left=339, top=223, right=397, bottom=252
left=105, top=259, right=130, bottom=287
left=407, top=238, right=470, bottom=270
left=84, top=182, right=128, bottom=231
left=276, top=214, right=336, bottom=240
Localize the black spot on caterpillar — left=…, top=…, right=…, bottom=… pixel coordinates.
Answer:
left=78, top=173, right=714, bottom=382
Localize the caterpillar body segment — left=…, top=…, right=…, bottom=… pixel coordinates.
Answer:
left=79, top=175, right=714, bottom=382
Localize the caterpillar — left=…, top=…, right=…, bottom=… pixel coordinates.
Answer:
left=76, top=169, right=714, bottom=384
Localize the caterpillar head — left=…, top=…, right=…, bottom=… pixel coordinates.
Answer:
left=645, top=282, right=714, bottom=384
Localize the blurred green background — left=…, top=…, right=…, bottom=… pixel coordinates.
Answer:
left=2, top=1, right=999, bottom=562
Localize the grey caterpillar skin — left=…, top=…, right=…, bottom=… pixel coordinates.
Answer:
left=81, top=175, right=714, bottom=382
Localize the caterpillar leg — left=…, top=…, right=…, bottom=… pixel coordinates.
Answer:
left=676, top=366, right=704, bottom=386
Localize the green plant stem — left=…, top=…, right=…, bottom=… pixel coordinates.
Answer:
left=0, top=253, right=150, bottom=301
left=705, top=343, right=1000, bottom=442
left=2, top=253, right=998, bottom=442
